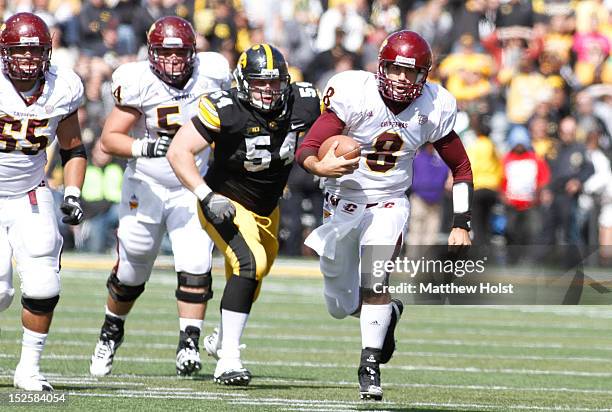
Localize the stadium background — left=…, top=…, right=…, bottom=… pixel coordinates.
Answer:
left=1, top=0, right=612, bottom=410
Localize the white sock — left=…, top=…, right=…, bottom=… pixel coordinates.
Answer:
left=105, top=305, right=127, bottom=321
left=17, top=327, right=47, bottom=374
left=220, top=309, right=248, bottom=352
left=216, top=321, right=223, bottom=349
left=179, top=318, right=203, bottom=332
left=360, top=303, right=392, bottom=349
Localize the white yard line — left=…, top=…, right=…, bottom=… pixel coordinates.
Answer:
left=279, top=409, right=360, bottom=412
left=68, top=392, right=222, bottom=400
left=1, top=353, right=610, bottom=377
left=256, top=377, right=612, bottom=395
left=410, top=402, right=612, bottom=412
left=33, top=306, right=612, bottom=331
left=228, top=398, right=360, bottom=412
left=2, top=372, right=609, bottom=395
left=6, top=338, right=609, bottom=364
left=2, top=326, right=612, bottom=351
left=63, top=392, right=612, bottom=412
left=3, top=317, right=611, bottom=340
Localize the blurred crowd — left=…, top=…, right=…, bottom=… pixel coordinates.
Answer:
left=5, top=0, right=610, bottom=258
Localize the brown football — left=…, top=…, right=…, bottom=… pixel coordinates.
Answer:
left=317, top=135, right=361, bottom=160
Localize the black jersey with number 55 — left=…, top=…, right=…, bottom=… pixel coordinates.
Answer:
left=192, top=83, right=321, bottom=216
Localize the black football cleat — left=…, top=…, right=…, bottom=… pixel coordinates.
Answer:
left=358, top=347, right=383, bottom=401
left=176, top=326, right=202, bottom=376
left=381, top=298, right=403, bottom=364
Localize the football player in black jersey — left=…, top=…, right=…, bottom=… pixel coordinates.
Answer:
left=168, top=44, right=321, bottom=386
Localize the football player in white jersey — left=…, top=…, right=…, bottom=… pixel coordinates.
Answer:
left=0, top=13, right=87, bottom=391
left=296, top=30, right=473, bottom=400
left=88, top=16, right=232, bottom=378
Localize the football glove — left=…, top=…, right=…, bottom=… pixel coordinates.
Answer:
left=132, top=134, right=172, bottom=158
left=200, top=192, right=236, bottom=225
left=61, top=195, right=84, bottom=225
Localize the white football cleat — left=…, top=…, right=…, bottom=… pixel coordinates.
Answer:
left=90, top=339, right=120, bottom=377
left=14, top=368, right=53, bottom=391
left=213, top=348, right=251, bottom=386
left=203, top=328, right=221, bottom=360
left=204, top=328, right=245, bottom=361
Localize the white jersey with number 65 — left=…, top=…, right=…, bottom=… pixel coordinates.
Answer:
left=0, top=66, right=83, bottom=196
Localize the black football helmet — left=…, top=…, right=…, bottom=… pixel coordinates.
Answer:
left=234, top=44, right=291, bottom=112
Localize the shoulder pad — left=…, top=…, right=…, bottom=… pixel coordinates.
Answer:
left=426, top=83, right=458, bottom=143
left=290, top=82, right=322, bottom=126
left=110, top=62, right=148, bottom=107
left=322, top=70, right=371, bottom=125
left=196, top=89, right=235, bottom=132
left=291, top=81, right=318, bottom=99
left=195, top=52, right=232, bottom=84
left=49, top=65, right=85, bottom=113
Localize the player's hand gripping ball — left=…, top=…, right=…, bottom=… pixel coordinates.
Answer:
left=318, top=135, right=361, bottom=160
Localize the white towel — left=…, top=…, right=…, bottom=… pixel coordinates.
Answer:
left=305, top=199, right=366, bottom=259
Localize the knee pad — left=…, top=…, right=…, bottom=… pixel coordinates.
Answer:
left=107, top=270, right=145, bottom=302
left=324, top=294, right=349, bottom=319
left=220, top=275, right=258, bottom=314
left=20, top=265, right=61, bottom=299
left=0, top=287, right=14, bottom=312
left=175, top=271, right=213, bottom=303
left=21, top=295, right=59, bottom=314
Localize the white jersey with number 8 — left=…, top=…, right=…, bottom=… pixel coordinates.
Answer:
left=321, top=70, right=457, bottom=204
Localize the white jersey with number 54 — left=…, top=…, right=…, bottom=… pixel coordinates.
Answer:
left=322, top=70, right=457, bottom=203
left=111, top=52, right=232, bottom=188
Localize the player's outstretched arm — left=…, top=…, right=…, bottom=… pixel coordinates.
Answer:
left=99, top=105, right=143, bottom=158
left=168, top=120, right=235, bottom=224
left=167, top=119, right=209, bottom=193
left=57, top=110, right=87, bottom=225
left=433, top=130, right=473, bottom=247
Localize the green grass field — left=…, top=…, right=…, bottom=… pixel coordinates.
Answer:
left=1, top=255, right=611, bottom=411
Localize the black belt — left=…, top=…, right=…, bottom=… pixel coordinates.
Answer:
left=324, top=192, right=377, bottom=208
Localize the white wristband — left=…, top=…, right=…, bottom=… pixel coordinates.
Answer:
left=64, top=186, right=81, bottom=199
left=131, top=139, right=145, bottom=158
left=194, top=183, right=212, bottom=201
left=452, top=182, right=469, bottom=214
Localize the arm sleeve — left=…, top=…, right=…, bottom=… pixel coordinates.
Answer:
left=295, top=109, right=345, bottom=167
left=434, top=130, right=474, bottom=230
left=433, top=130, right=473, bottom=183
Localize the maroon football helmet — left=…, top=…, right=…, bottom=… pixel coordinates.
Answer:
left=147, top=16, right=196, bottom=87
left=0, top=13, right=52, bottom=81
left=377, top=30, right=432, bottom=103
